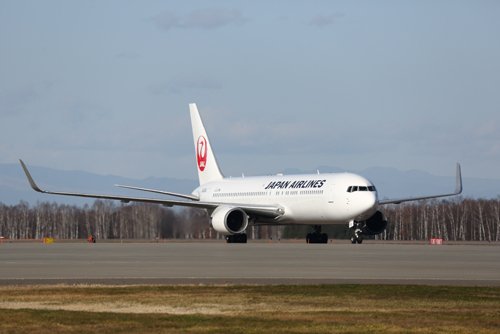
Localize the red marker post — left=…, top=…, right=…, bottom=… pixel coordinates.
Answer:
left=430, top=238, right=443, bottom=245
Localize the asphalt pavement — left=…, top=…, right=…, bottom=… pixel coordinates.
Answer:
left=1, top=242, right=499, bottom=286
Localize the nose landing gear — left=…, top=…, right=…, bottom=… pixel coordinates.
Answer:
left=350, top=230, right=363, bottom=244
left=349, top=221, right=363, bottom=244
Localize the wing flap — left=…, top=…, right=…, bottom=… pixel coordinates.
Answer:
left=114, top=184, right=199, bottom=201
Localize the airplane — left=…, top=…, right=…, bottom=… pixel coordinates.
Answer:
left=20, top=103, right=462, bottom=244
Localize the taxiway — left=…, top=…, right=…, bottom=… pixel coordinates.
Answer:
left=1, top=242, right=499, bottom=286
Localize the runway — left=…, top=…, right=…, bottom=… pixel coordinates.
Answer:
left=1, top=242, right=499, bottom=286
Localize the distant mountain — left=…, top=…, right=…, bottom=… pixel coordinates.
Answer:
left=0, top=163, right=197, bottom=205
left=360, top=166, right=499, bottom=201
left=286, top=165, right=499, bottom=200
left=0, top=163, right=498, bottom=205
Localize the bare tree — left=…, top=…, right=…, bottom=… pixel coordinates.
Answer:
left=1, top=197, right=499, bottom=241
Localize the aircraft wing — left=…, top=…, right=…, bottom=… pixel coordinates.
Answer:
left=19, top=160, right=284, bottom=219
left=378, top=163, right=462, bottom=205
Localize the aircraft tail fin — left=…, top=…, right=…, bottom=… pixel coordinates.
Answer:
left=189, top=103, right=224, bottom=185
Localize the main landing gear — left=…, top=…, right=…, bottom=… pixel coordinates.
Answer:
left=306, top=225, right=328, bottom=244
left=226, top=233, right=247, bottom=243
left=349, top=221, right=363, bottom=244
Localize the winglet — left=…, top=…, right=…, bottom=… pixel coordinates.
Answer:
left=19, top=160, right=45, bottom=193
left=378, top=163, right=464, bottom=205
left=455, top=163, right=463, bottom=195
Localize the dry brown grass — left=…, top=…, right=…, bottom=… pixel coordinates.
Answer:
left=0, top=285, right=499, bottom=333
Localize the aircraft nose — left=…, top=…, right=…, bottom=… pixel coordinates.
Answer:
left=366, top=191, right=378, bottom=211
left=358, top=191, right=378, bottom=220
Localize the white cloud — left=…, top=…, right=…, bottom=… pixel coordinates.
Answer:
left=0, top=84, right=47, bottom=115
left=151, top=10, right=180, bottom=31
left=184, top=8, right=247, bottom=29
left=152, top=8, right=248, bottom=31
left=148, top=78, right=222, bottom=95
left=308, top=13, right=344, bottom=28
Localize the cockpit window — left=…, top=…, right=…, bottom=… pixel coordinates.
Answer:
left=347, top=185, right=376, bottom=193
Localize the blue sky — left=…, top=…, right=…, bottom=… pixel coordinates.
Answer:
left=1, top=0, right=499, bottom=180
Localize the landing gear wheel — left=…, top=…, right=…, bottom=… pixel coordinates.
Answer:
left=350, top=225, right=363, bottom=244
left=306, top=226, right=328, bottom=244
left=351, top=236, right=363, bottom=244
left=321, top=233, right=328, bottom=243
left=226, top=233, right=247, bottom=243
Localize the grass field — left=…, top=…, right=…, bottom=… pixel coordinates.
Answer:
left=1, top=284, right=499, bottom=333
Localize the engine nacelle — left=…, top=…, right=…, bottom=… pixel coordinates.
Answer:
left=210, top=205, right=248, bottom=235
left=361, top=210, right=388, bottom=235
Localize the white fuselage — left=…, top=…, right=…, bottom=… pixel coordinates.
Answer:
left=193, top=172, right=379, bottom=225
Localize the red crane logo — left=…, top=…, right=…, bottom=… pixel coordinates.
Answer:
left=197, top=136, right=208, bottom=172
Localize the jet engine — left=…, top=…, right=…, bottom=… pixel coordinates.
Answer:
left=361, top=210, right=388, bottom=235
left=210, top=205, right=248, bottom=235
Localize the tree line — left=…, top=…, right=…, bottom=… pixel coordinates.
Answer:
left=0, top=201, right=277, bottom=241
left=380, top=198, right=500, bottom=241
left=0, top=198, right=499, bottom=241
